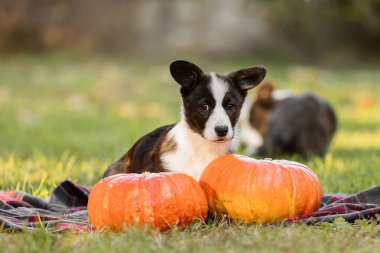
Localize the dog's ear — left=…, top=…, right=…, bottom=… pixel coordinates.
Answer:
left=228, top=66, right=266, bottom=91
left=170, top=60, right=204, bottom=87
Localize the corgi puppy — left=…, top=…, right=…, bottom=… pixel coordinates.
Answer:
left=103, top=60, right=266, bottom=180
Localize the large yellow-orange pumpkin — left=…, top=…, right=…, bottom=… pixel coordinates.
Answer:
left=199, top=155, right=322, bottom=223
left=88, top=172, right=208, bottom=231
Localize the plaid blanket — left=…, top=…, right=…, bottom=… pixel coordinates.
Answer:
left=0, top=180, right=91, bottom=232
left=1, top=180, right=380, bottom=232
left=286, top=184, right=380, bottom=224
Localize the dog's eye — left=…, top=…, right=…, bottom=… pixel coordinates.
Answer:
left=226, top=103, right=235, bottom=111
left=200, top=104, right=209, bottom=112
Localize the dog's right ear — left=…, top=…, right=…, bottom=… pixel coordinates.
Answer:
left=170, top=60, right=204, bottom=87
left=228, top=66, right=266, bottom=91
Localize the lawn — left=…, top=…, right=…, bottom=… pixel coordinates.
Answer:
left=0, top=53, right=380, bottom=253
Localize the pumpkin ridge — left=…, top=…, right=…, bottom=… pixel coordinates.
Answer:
left=227, top=164, right=245, bottom=219
left=246, top=160, right=255, bottom=216
left=161, top=173, right=182, bottom=227
left=104, top=177, right=114, bottom=229
left=199, top=155, right=229, bottom=212
left=137, top=175, right=146, bottom=226
left=151, top=175, right=165, bottom=226
left=184, top=174, right=206, bottom=221
left=182, top=174, right=206, bottom=224
left=175, top=175, right=192, bottom=225
left=283, top=162, right=322, bottom=213
left=143, top=174, right=159, bottom=228
left=215, top=156, right=239, bottom=213
left=123, top=177, right=130, bottom=228
left=284, top=164, right=297, bottom=217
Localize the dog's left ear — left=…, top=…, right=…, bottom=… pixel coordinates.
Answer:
left=228, top=66, right=267, bottom=91
left=170, top=60, right=204, bottom=87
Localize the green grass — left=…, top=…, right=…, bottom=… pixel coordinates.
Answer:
left=0, top=53, right=380, bottom=252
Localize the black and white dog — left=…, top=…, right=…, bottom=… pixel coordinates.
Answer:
left=103, top=60, right=266, bottom=180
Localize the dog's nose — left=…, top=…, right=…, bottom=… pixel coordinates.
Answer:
left=215, top=126, right=228, bottom=137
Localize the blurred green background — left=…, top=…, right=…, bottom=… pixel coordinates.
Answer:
left=1, top=0, right=380, bottom=63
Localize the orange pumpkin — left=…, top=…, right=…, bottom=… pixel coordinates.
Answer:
left=88, top=172, right=208, bottom=231
left=199, top=155, right=322, bottom=223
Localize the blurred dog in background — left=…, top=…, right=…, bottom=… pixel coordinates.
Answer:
left=239, top=81, right=337, bottom=159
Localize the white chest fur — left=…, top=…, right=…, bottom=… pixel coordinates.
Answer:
left=161, top=120, right=231, bottom=181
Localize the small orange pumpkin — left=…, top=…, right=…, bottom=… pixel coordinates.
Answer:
left=199, top=155, right=322, bottom=223
left=88, top=172, right=208, bottom=231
